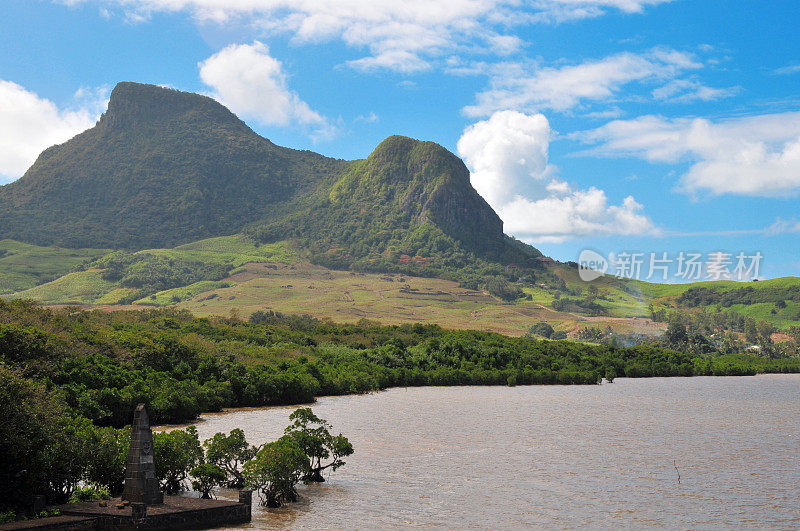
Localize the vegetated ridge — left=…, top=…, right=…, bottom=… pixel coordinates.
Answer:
left=0, top=82, right=540, bottom=275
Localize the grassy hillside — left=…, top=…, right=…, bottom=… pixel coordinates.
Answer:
left=170, top=262, right=663, bottom=337
left=538, top=263, right=800, bottom=330
left=0, top=239, right=108, bottom=294
left=1, top=236, right=659, bottom=337
left=637, top=276, right=800, bottom=298
left=634, top=276, right=800, bottom=328
left=6, top=233, right=800, bottom=336
left=9, top=269, right=117, bottom=304
left=134, top=280, right=235, bottom=305
left=5, top=236, right=292, bottom=305
left=548, top=263, right=652, bottom=317
left=138, top=234, right=296, bottom=266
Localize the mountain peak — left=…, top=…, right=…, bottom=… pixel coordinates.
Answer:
left=369, top=135, right=464, bottom=170
left=370, top=135, right=419, bottom=155
left=99, top=82, right=244, bottom=132
left=326, top=134, right=504, bottom=257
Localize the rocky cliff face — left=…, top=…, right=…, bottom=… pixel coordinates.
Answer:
left=329, top=135, right=504, bottom=256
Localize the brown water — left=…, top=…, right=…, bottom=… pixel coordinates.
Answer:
left=179, top=375, right=800, bottom=529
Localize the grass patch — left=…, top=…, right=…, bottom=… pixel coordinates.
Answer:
left=7, top=269, right=117, bottom=304
left=6, top=236, right=294, bottom=305
left=724, top=301, right=800, bottom=330
left=94, top=288, right=141, bottom=305
left=0, top=239, right=108, bottom=294
left=636, top=276, right=800, bottom=299
left=178, top=262, right=665, bottom=337
left=141, top=235, right=295, bottom=267
left=134, top=280, right=235, bottom=306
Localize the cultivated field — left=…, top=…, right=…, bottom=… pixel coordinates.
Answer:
left=171, top=262, right=665, bottom=337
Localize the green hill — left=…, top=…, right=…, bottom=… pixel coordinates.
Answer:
left=328, top=135, right=505, bottom=256
left=248, top=135, right=541, bottom=275
left=0, top=82, right=346, bottom=249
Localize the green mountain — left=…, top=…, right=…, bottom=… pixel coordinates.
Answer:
left=0, top=82, right=539, bottom=272
left=0, top=82, right=346, bottom=249
left=248, top=135, right=541, bottom=273
left=330, top=135, right=504, bottom=255
left=0, top=81, right=544, bottom=290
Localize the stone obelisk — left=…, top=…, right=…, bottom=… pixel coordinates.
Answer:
left=122, top=404, right=164, bottom=505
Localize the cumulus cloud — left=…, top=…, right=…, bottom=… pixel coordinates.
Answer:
left=457, top=110, right=553, bottom=206
left=199, top=41, right=336, bottom=140
left=0, top=80, right=105, bottom=183
left=463, top=48, right=723, bottom=116
left=61, top=0, right=670, bottom=73
left=457, top=110, right=655, bottom=242
left=576, top=111, right=800, bottom=196
left=498, top=190, right=654, bottom=242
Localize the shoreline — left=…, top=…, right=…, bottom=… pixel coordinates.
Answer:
left=157, top=372, right=800, bottom=430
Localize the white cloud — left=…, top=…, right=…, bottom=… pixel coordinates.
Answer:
left=529, top=0, right=671, bottom=22
left=457, top=110, right=655, bottom=242
left=651, top=78, right=737, bottom=103
left=199, top=41, right=336, bottom=140
left=463, top=48, right=713, bottom=116
left=61, top=0, right=670, bottom=73
left=499, top=189, right=654, bottom=242
left=0, top=80, right=105, bottom=183
left=457, top=110, right=553, bottom=206
left=765, top=218, right=800, bottom=235
left=577, top=111, right=800, bottom=196
left=354, top=112, right=379, bottom=123
left=774, top=64, right=800, bottom=75
left=584, top=106, right=625, bottom=119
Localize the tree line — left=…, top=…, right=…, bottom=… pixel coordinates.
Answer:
left=2, top=299, right=798, bottom=423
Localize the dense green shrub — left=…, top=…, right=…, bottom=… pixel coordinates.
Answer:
left=527, top=322, right=555, bottom=339
left=153, top=426, right=203, bottom=494
left=243, top=437, right=308, bottom=507
left=69, top=485, right=110, bottom=503
left=190, top=464, right=227, bottom=499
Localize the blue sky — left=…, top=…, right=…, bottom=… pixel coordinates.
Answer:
left=1, top=0, right=799, bottom=280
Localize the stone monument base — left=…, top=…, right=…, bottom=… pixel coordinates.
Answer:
left=44, top=495, right=251, bottom=530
